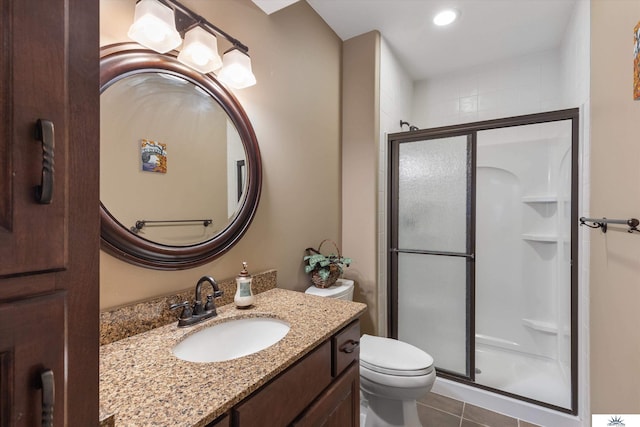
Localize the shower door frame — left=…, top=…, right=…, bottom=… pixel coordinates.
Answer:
left=387, top=108, right=579, bottom=415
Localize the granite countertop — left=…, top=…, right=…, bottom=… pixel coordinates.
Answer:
left=99, top=288, right=367, bottom=426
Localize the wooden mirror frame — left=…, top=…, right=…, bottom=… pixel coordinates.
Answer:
left=99, top=43, right=262, bottom=270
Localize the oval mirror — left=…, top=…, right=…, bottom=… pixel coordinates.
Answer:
left=100, top=43, right=261, bottom=269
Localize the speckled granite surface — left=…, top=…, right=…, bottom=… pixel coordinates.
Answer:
left=100, top=270, right=277, bottom=345
left=99, top=288, right=366, bottom=426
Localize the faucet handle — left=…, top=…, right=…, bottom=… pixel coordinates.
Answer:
left=169, top=301, right=193, bottom=320
left=204, top=294, right=217, bottom=313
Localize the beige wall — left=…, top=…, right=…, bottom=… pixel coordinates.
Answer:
left=99, top=0, right=342, bottom=309
left=101, top=77, right=229, bottom=244
left=342, top=31, right=380, bottom=336
left=590, top=0, right=640, bottom=413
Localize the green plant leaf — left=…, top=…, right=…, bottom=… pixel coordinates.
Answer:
left=303, top=247, right=353, bottom=276
left=306, top=254, right=326, bottom=268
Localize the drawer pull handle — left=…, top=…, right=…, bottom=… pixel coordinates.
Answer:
left=34, top=119, right=55, bottom=204
left=40, top=369, right=55, bottom=427
left=340, top=339, right=360, bottom=354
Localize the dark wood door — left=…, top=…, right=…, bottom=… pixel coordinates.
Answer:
left=0, top=0, right=99, bottom=424
left=0, top=0, right=69, bottom=278
left=0, top=293, right=66, bottom=425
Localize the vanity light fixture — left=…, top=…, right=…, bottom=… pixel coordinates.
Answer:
left=217, top=48, right=257, bottom=89
left=433, top=9, right=459, bottom=26
left=128, top=0, right=182, bottom=53
left=178, top=27, right=223, bottom=73
left=128, top=0, right=257, bottom=89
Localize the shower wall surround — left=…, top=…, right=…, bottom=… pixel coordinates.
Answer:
left=474, top=120, right=574, bottom=410
left=412, top=49, right=565, bottom=129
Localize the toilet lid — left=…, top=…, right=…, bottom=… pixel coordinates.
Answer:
left=360, top=334, right=434, bottom=377
left=305, top=279, right=353, bottom=298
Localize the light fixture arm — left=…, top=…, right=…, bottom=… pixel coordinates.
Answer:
left=157, top=0, right=250, bottom=54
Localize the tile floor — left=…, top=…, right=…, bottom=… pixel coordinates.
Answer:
left=417, top=392, right=542, bottom=427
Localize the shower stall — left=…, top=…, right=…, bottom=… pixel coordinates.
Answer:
left=388, top=109, right=578, bottom=414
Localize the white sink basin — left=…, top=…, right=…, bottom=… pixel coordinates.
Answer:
left=172, top=317, right=291, bottom=363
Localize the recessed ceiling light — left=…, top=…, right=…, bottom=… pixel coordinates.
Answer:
left=433, top=9, right=458, bottom=26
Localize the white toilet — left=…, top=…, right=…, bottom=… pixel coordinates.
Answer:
left=305, top=278, right=435, bottom=427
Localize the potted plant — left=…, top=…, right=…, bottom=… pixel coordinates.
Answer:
left=304, top=239, right=352, bottom=288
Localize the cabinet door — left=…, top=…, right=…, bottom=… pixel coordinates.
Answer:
left=0, top=0, right=100, bottom=423
left=234, top=342, right=332, bottom=426
left=292, top=362, right=360, bottom=427
left=0, top=293, right=66, bottom=425
left=0, top=0, right=68, bottom=278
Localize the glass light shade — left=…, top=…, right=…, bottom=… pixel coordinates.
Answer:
left=177, top=27, right=223, bottom=73
left=128, top=0, right=182, bottom=53
left=217, top=48, right=257, bottom=89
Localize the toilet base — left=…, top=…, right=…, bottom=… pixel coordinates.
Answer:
left=360, top=393, right=423, bottom=427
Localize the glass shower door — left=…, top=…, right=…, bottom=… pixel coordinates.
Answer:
left=389, top=134, right=474, bottom=377
left=388, top=109, right=578, bottom=413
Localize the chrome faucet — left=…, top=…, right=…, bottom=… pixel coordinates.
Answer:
left=170, top=276, right=224, bottom=327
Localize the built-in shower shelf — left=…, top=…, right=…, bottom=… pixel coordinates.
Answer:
left=521, top=233, right=559, bottom=242
left=522, top=195, right=558, bottom=203
left=522, top=318, right=558, bottom=334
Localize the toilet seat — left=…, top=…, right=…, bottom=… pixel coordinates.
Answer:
left=360, top=334, right=434, bottom=377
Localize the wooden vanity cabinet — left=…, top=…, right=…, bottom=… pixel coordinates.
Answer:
left=0, top=0, right=99, bottom=424
left=292, top=362, right=360, bottom=427
left=224, top=320, right=361, bottom=427
left=294, top=320, right=361, bottom=427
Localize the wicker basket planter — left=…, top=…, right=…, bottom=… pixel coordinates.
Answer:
left=304, top=239, right=352, bottom=289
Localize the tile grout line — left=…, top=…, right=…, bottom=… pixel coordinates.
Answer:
left=459, top=402, right=465, bottom=427
left=418, top=400, right=465, bottom=420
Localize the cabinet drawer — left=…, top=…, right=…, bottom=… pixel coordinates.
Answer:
left=332, top=320, right=360, bottom=377
left=233, top=341, right=332, bottom=426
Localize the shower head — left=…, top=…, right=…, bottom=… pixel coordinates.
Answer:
left=400, top=120, right=419, bottom=131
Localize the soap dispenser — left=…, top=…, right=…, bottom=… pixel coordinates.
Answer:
left=234, top=262, right=255, bottom=308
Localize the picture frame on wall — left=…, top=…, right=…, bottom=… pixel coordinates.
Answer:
left=140, top=139, right=167, bottom=173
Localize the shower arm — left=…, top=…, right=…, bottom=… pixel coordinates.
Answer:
left=399, top=120, right=419, bottom=131
left=579, top=217, right=639, bottom=233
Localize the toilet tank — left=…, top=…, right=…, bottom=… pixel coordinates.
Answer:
left=305, top=278, right=354, bottom=301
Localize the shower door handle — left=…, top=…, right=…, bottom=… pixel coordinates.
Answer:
left=390, top=248, right=475, bottom=259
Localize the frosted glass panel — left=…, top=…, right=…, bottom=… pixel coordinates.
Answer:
left=397, top=253, right=468, bottom=375
left=398, top=136, right=469, bottom=252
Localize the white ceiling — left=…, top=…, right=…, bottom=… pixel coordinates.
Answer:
left=253, top=0, right=578, bottom=81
